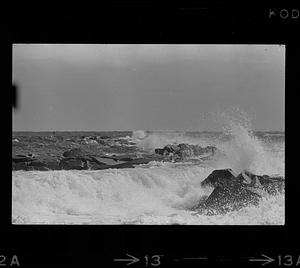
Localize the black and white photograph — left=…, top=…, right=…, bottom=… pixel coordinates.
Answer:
left=12, top=44, right=285, bottom=225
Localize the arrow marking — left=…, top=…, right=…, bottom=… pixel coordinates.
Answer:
left=249, top=254, right=275, bottom=266
left=114, top=254, right=140, bottom=266
left=182, top=257, right=208, bottom=260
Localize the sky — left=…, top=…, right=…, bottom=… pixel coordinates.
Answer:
left=12, top=44, right=285, bottom=131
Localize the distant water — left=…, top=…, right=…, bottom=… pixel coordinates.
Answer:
left=12, top=128, right=284, bottom=225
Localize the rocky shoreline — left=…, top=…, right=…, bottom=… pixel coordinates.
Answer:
left=12, top=134, right=217, bottom=171
left=12, top=134, right=284, bottom=215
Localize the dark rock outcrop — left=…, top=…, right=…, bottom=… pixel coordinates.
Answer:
left=59, top=157, right=88, bottom=170
left=89, top=156, right=121, bottom=166
left=175, top=143, right=194, bottom=158
left=199, top=184, right=261, bottom=215
left=12, top=162, right=29, bottom=171
left=200, top=168, right=238, bottom=188
left=43, top=159, right=61, bottom=170
left=12, top=155, right=33, bottom=163
left=155, top=144, right=178, bottom=156
left=154, top=143, right=217, bottom=161
left=85, top=160, right=109, bottom=170
left=100, top=136, right=110, bottom=139
left=27, top=160, right=48, bottom=171
left=114, top=156, right=134, bottom=162
left=62, top=148, right=85, bottom=158
left=110, top=162, right=135, bottom=169
left=196, top=169, right=285, bottom=215
left=236, top=170, right=285, bottom=195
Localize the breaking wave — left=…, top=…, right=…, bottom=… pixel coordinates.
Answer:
left=12, top=166, right=213, bottom=224
left=132, top=109, right=284, bottom=176
left=12, top=109, right=284, bottom=225
left=211, top=109, right=284, bottom=175
left=12, top=164, right=284, bottom=225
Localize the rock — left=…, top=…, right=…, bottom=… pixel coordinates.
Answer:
left=237, top=170, right=284, bottom=195
left=84, top=155, right=162, bottom=170
left=154, top=143, right=217, bottom=161
left=27, top=159, right=59, bottom=171
left=27, top=153, right=37, bottom=158
left=96, top=139, right=107, bottom=145
left=89, top=156, right=123, bottom=166
left=108, top=162, right=135, bottom=169
left=198, top=184, right=261, bottom=215
left=155, top=144, right=178, bottom=155
left=84, top=158, right=135, bottom=170
left=12, top=155, right=32, bottom=163
left=113, top=155, right=134, bottom=161
left=100, top=135, right=110, bottom=139
left=43, top=159, right=61, bottom=170
left=83, top=137, right=98, bottom=145
left=200, top=169, right=238, bottom=188
left=176, top=143, right=194, bottom=158
left=28, top=166, right=49, bottom=171
left=164, top=144, right=179, bottom=153
left=59, top=157, right=88, bottom=170
left=260, top=181, right=284, bottom=195
left=29, top=160, right=47, bottom=168
left=44, top=136, right=56, bottom=142
left=85, top=160, right=109, bottom=170
left=62, top=148, right=84, bottom=158
left=154, top=148, right=165, bottom=155
left=125, top=156, right=164, bottom=165
left=196, top=169, right=285, bottom=214
left=236, top=170, right=257, bottom=185
left=12, top=162, right=29, bottom=171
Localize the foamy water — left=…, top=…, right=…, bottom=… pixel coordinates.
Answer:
left=12, top=109, right=284, bottom=224
left=12, top=128, right=284, bottom=225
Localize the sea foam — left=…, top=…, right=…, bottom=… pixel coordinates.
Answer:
left=12, top=109, right=284, bottom=225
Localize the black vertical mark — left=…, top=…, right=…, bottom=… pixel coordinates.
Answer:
left=12, top=84, right=18, bottom=108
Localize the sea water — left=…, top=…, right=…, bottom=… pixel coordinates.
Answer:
left=12, top=126, right=284, bottom=225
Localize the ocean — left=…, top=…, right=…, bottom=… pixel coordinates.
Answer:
left=12, top=128, right=284, bottom=225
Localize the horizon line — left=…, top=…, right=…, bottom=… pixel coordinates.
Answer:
left=12, top=129, right=285, bottom=132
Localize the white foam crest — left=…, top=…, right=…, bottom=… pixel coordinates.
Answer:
left=12, top=166, right=213, bottom=224
left=132, top=130, right=147, bottom=139
left=211, top=108, right=284, bottom=175
left=125, top=194, right=284, bottom=225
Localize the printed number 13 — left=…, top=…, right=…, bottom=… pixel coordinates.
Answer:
left=278, top=255, right=300, bottom=266
left=144, top=255, right=163, bottom=266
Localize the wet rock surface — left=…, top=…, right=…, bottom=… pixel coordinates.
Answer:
left=200, top=168, right=238, bottom=188
left=13, top=133, right=215, bottom=171
left=12, top=133, right=164, bottom=171
left=196, top=169, right=285, bottom=215
left=154, top=143, right=217, bottom=161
